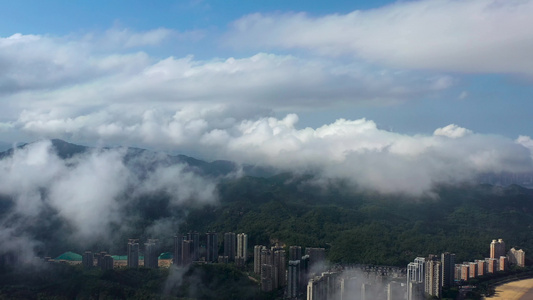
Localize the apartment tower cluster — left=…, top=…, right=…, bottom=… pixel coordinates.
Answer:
left=406, top=239, right=526, bottom=300
left=173, top=231, right=248, bottom=266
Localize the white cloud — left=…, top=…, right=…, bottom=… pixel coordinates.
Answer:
left=225, top=0, right=533, bottom=75
left=434, top=124, right=473, bottom=138
left=0, top=140, right=219, bottom=259
left=12, top=110, right=533, bottom=195
left=0, top=29, right=456, bottom=124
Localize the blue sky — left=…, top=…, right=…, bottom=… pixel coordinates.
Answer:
left=1, top=0, right=533, bottom=188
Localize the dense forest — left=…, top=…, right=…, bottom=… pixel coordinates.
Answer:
left=180, top=174, right=533, bottom=266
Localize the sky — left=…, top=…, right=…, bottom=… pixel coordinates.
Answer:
left=1, top=0, right=533, bottom=188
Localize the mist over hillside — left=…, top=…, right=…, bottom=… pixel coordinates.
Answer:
left=0, top=139, right=532, bottom=268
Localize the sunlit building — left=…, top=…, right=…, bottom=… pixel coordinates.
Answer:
left=490, top=239, right=506, bottom=259
left=508, top=248, right=526, bottom=267
left=236, top=233, right=247, bottom=267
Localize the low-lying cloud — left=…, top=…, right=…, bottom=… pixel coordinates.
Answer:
left=0, top=140, right=219, bottom=262
left=13, top=110, right=533, bottom=195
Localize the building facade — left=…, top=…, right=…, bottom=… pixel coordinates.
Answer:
left=206, top=232, right=218, bottom=263
left=236, top=233, right=248, bottom=266
left=224, top=232, right=236, bottom=262
left=144, top=239, right=159, bottom=269
left=441, top=252, right=455, bottom=288
left=127, top=239, right=139, bottom=268
left=490, top=239, right=506, bottom=259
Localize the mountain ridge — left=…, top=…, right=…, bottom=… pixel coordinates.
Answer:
left=0, top=139, right=277, bottom=178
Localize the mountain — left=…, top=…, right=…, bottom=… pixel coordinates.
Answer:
left=1, top=139, right=533, bottom=267
left=0, top=139, right=276, bottom=178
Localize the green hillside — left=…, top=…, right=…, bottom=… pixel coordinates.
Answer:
left=180, top=174, right=533, bottom=266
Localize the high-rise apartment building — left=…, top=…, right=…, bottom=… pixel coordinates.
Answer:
left=441, top=252, right=455, bottom=288
left=408, top=281, right=424, bottom=300
left=499, top=256, right=508, bottom=271
left=454, top=264, right=462, bottom=283
left=461, top=264, right=469, bottom=281
left=508, top=248, right=526, bottom=267
left=490, top=239, right=506, bottom=259
left=127, top=239, right=139, bottom=268
left=305, top=247, right=326, bottom=274
left=173, top=234, right=186, bottom=266
left=102, top=254, right=114, bottom=270
left=425, top=256, right=441, bottom=298
left=476, top=260, right=485, bottom=276
left=206, top=232, right=218, bottom=263
left=468, top=262, right=477, bottom=279
left=289, top=246, right=302, bottom=261
left=144, top=239, right=159, bottom=269
left=307, top=272, right=338, bottom=300
left=300, top=255, right=310, bottom=293
left=340, top=277, right=360, bottom=300
left=258, top=246, right=285, bottom=291
left=407, top=257, right=426, bottom=300
left=82, top=251, right=93, bottom=268
left=261, top=263, right=274, bottom=292
left=236, top=233, right=247, bottom=266
left=414, top=257, right=426, bottom=283
left=287, top=260, right=300, bottom=299
left=182, top=239, right=193, bottom=265
left=254, top=245, right=265, bottom=274
left=97, top=251, right=108, bottom=269
left=273, top=247, right=286, bottom=288
left=486, top=258, right=498, bottom=273
left=187, top=232, right=200, bottom=261
left=224, top=232, right=236, bottom=262
left=387, top=281, right=403, bottom=300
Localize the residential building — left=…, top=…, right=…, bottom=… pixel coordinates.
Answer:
left=508, top=248, right=526, bottom=267
left=224, top=232, right=236, bottom=262
left=289, top=246, right=302, bottom=261
left=187, top=232, right=200, bottom=261
left=144, top=239, right=159, bottom=269
left=469, top=262, right=477, bottom=279
left=287, top=260, right=300, bottom=299
left=102, top=254, right=114, bottom=270
left=206, top=232, right=218, bottom=263
left=425, top=256, right=441, bottom=298
left=82, top=251, right=93, bottom=268
left=499, top=256, right=508, bottom=271
left=441, top=252, right=455, bottom=288
left=254, top=245, right=265, bottom=274
left=182, top=239, right=193, bottom=265
left=490, top=239, right=506, bottom=259
left=127, top=239, right=139, bottom=268
left=173, top=234, right=185, bottom=266
left=236, top=233, right=248, bottom=267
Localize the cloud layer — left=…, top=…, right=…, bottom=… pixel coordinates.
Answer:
left=226, top=0, right=533, bottom=75
left=12, top=110, right=533, bottom=194
left=0, top=1, right=531, bottom=225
